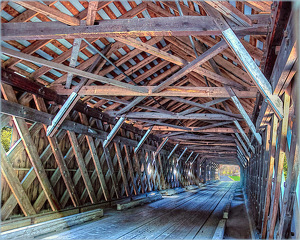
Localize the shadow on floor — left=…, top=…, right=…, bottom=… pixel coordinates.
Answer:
left=224, top=188, right=251, bottom=239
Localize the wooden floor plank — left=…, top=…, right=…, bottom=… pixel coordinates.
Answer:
left=42, top=182, right=235, bottom=240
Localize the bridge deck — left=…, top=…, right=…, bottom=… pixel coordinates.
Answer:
left=42, top=182, right=250, bottom=240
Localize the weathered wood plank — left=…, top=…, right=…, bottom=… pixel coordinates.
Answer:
left=205, top=1, right=252, bottom=27
left=1, top=209, right=103, bottom=239
left=158, top=154, right=166, bottom=189
left=261, top=115, right=278, bottom=238
left=133, top=151, right=145, bottom=194
left=117, top=193, right=162, bottom=210
left=226, top=87, right=262, bottom=144
left=86, top=1, right=98, bottom=26
left=199, top=2, right=283, bottom=119
left=268, top=92, right=291, bottom=238
left=15, top=1, right=80, bottom=25
left=65, top=38, right=82, bottom=89
left=103, top=117, right=125, bottom=148
left=1, top=128, right=66, bottom=220
left=134, top=127, right=153, bottom=154
left=53, top=85, right=258, bottom=99
left=1, top=16, right=268, bottom=40
left=2, top=47, right=147, bottom=94
left=117, top=112, right=237, bottom=121
left=276, top=106, right=298, bottom=238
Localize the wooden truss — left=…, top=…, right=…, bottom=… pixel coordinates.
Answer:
left=0, top=1, right=298, bottom=239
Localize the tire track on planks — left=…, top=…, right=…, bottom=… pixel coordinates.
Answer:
left=111, top=189, right=213, bottom=239
left=155, top=182, right=234, bottom=239
left=43, top=187, right=208, bottom=239
left=117, top=184, right=224, bottom=239
left=188, top=182, right=237, bottom=239
left=191, top=183, right=237, bottom=239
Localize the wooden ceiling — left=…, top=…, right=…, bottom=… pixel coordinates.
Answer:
left=1, top=1, right=274, bottom=165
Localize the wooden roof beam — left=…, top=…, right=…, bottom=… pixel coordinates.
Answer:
left=53, top=85, right=257, bottom=99
left=199, top=2, right=283, bottom=119
left=123, top=112, right=236, bottom=121
left=205, top=1, right=252, bottom=27
left=147, top=126, right=236, bottom=134
left=86, top=1, right=98, bottom=26
left=15, top=1, right=80, bottom=26
left=170, top=97, right=240, bottom=118
left=2, top=47, right=147, bottom=93
left=1, top=16, right=269, bottom=41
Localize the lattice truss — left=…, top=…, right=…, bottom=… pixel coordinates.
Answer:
left=1, top=0, right=295, bottom=222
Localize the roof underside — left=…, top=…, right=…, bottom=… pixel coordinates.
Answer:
left=1, top=0, right=273, bottom=165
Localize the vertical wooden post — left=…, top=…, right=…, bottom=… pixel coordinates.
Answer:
left=277, top=110, right=298, bottom=238
left=269, top=92, right=291, bottom=238
left=258, top=125, right=271, bottom=229
left=203, top=160, right=207, bottom=183
left=261, top=115, right=278, bottom=238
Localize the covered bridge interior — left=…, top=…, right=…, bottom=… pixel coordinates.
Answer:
left=0, top=1, right=299, bottom=239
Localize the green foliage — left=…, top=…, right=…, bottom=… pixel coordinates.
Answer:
left=229, top=176, right=240, bottom=181
left=219, top=164, right=240, bottom=176
left=1, top=127, right=12, bottom=152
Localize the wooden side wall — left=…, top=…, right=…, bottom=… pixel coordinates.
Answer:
left=244, top=7, right=298, bottom=239
left=0, top=83, right=197, bottom=221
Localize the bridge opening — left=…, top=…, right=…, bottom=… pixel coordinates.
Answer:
left=219, top=164, right=240, bottom=182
